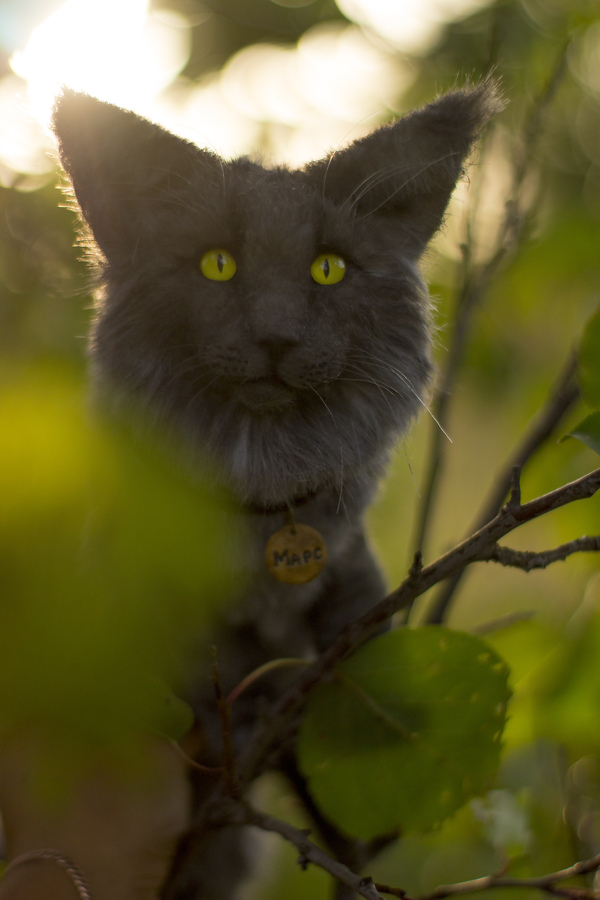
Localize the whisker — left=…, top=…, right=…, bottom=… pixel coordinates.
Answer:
left=349, top=350, right=451, bottom=442
left=320, top=110, right=383, bottom=203
left=161, top=356, right=206, bottom=390
left=185, top=374, right=223, bottom=408
left=356, top=152, right=462, bottom=220
left=336, top=446, right=345, bottom=516
left=307, top=384, right=337, bottom=425
left=340, top=160, right=408, bottom=214
left=343, top=363, right=404, bottom=397
left=341, top=368, right=398, bottom=415
left=343, top=150, right=463, bottom=220
left=402, top=440, right=420, bottom=497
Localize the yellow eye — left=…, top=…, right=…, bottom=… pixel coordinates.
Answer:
left=311, top=253, right=346, bottom=285
left=200, top=249, right=237, bottom=281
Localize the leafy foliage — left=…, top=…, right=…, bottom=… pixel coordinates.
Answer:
left=0, top=367, right=237, bottom=752
left=565, top=307, right=600, bottom=455
left=565, top=412, right=600, bottom=456
left=298, top=628, right=511, bottom=838
left=578, top=308, right=600, bottom=410
left=1, top=0, right=600, bottom=897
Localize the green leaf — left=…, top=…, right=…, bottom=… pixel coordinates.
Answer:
left=0, top=368, right=239, bottom=748
left=298, top=627, right=511, bottom=839
left=563, top=411, right=600, bottom=455
left=534, top=605, right=600, bottom=750
left=579, top=308, right=600, bottom=407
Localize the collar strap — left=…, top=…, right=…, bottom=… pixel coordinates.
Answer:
left=244, top=489, right=318, bottom=516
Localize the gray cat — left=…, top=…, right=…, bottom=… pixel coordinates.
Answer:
left=52, top=80, right=499, bottom=899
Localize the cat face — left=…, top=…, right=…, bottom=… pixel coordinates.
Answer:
left=52, top=84, right=499, bottom=506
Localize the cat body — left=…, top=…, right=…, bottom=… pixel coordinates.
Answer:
left=52, top=82, right=499, bottom=898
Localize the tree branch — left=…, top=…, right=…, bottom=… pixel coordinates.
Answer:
left=175, top=469, right=599, bottom=895
left=408, top=850, right=600, bottom=900
left=472, top=355, right=579, bottom=528
left=427, top=353, right=580, bottom=623
left=244, top=805, right=384, bottom=900
left=235, top=468, right=600, bottom=788
left=280, top=755, right=398, bottom=878
left=413, top=45, right=570, bottom=561
left=482, top=535, right=600, bottom=571
left=196, top=796, right=600, bottom=900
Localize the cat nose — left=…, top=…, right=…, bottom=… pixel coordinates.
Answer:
left=257, top=331, right=299, bottom=354
left=255, top=334, right=299, bottom=370
left=250, top=294, right=302, bottom=356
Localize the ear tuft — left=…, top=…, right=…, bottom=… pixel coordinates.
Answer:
left=52, top=88, right=198, bottom=193
left=419, top=75, right=505, bottom=155
left=52, top=90, right=218, bottom=261
left=310, top=79, right=503, bottom=256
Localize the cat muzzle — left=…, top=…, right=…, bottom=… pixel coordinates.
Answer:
left=234, top=378, right=296, bottom=413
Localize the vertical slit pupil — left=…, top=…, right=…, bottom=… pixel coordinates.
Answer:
left=217, top=253, right=225, bottom=273
left=323, top=258, right=330, bottom=279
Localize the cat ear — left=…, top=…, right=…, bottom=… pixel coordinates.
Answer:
left=52, top=89, right=221, bottom=260
left=310, top=80, right=503, bottom=256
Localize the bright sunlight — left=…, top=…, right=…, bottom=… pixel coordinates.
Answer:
left=1, top=0, right=494, bottom=180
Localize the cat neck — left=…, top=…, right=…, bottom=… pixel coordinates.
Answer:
left=243, top=488, right=319, bottom=516
left=240, top=471, right=378, bottom=526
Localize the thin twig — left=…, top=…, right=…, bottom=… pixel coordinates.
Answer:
left=227, top=657, right=309, bottom=706
left=244, top=805, right=384, bottom=900
left=482, top=535, right=600, bottom=571
left=169, top=739, right=223, bottom=777
left=375, top=885, right=409, bottom=899
left=471, top=611, right=536, bottom=635
left=427, top=352, right=579, bottom=624
left=414, top=849, right=600, bottom=900
left=235, top=468, right=600, bottom=788
left=175, top=469, right=600, bottom=894
left=280, top=756, right=399, bottom=884
left=413, top=45, right=570, bottom=561
left=482, top=354, right=579, bottom=520
left=200, top=795, right=600, bottom=900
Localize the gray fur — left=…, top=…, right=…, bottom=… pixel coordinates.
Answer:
left=51, top=81, right=500, bottom=899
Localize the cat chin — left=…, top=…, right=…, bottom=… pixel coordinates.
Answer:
left=232, top=379, right=296, bottom=414
left=216, top=443, right=372, bottom=510
left=94, top=366, right=420, bottom=508
left=188, top=389, right=416, bottom=509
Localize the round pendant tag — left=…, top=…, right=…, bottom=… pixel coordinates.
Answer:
left=265, top=523, right=327, bottom=584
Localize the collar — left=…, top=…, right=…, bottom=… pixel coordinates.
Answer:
left=243, top=489, right=319, bottom=516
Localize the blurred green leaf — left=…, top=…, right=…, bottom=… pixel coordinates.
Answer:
left=579, top=308, right=600, bottom=408
left=298, top=628, right=511, bottom=839
left=534, top=604, right=600, bottom=751
left=0, top=366, right=240, bottom=749
left=562, top=412, right=600, bottom=455
left=1, top=2, right=599, bottom=893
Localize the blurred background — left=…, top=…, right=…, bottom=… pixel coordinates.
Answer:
left=1, top=0, right=600, bottom=897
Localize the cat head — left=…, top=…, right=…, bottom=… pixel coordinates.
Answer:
left=52, top=82, right=500, bottom=507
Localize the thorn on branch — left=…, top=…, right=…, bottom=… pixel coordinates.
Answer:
left=507, top=466, right=522, bottom=509
left=374, top=884, right=409, bottom=899
left=246, top=805, right=385, bottom=899
left=233, top=468, right=600, bottom=790
left=409, top=551, right=423, bottom=582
